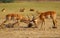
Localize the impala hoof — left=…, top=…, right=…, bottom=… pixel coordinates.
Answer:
left=52, top=26, right=57, bottom=28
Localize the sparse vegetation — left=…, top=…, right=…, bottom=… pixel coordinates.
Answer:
left=0, top=1, right=60, bottom=38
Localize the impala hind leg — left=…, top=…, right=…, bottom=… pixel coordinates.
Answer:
left=52, top=19, right=57, bottom=28
left=0, top=19, right=7, bottom=25
left=0, top=19, right=8, bottom=29
left=3, top=17, right=11, bottom=23
left=1, top=16, right=11, bottom=25
left=51, top=14, right=57, bottom=28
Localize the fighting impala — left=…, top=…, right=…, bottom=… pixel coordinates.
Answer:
left=32, top=11, right=57, bottom=28
left=1, top=13, right=29, bottom=26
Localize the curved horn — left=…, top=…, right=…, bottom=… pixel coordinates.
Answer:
left=31, top=14, right=35, bottom=21
left=27, top=14, right=31, bottom=21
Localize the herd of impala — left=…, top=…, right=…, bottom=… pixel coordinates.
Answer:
left=0, top=8, right=57, bottom=29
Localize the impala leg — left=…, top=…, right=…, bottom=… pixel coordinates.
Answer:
left=1, top=18, right=8, bottom=26
left=51, top=14, right=57, bottom=28
left=1, top=17, right=12, bottom=26
left=11, top=17, right=17, bottom=21
left=3, top=16, right=11, bottom=23
left=52, top=19, right=57, bottom=28
left=0, top=20, right=6, bottom=28
left=41, top=19, right=45, bottom=30
left=16, top=19, right=20, bottom=26
left=51, top=16, right=57, bottom=28
left=41, top=19, right=45, bottom=27
left=0, top=19, right=9, bottom=29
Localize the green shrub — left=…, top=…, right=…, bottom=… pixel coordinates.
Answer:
left=0, top=0, right=14, bottom=3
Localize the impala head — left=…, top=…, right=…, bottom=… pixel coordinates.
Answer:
left=25, top=14, right=40, bottom=27
left=27, top=14, right=35, bottom=27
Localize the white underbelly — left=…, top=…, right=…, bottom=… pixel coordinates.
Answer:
left=46, top=15, right=51, bottom=19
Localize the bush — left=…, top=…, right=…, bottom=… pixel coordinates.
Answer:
left=0, top=0, right=14, bottom=3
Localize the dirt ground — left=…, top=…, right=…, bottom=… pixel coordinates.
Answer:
left=0, top=17, right=60, bottom=38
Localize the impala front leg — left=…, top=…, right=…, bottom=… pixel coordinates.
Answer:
left=40, top=19, right=45, bottom=30
left=16, top=19, right=20, bottom=26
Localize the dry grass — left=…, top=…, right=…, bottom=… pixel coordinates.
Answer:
left=0, top=17, right=60, bottom=38
left=0, top=2, right=60, bottom=38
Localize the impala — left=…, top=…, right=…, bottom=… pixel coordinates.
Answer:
left=1, top=13, right=28, bottom=26
left=33, top=11, right=57, bottom=28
